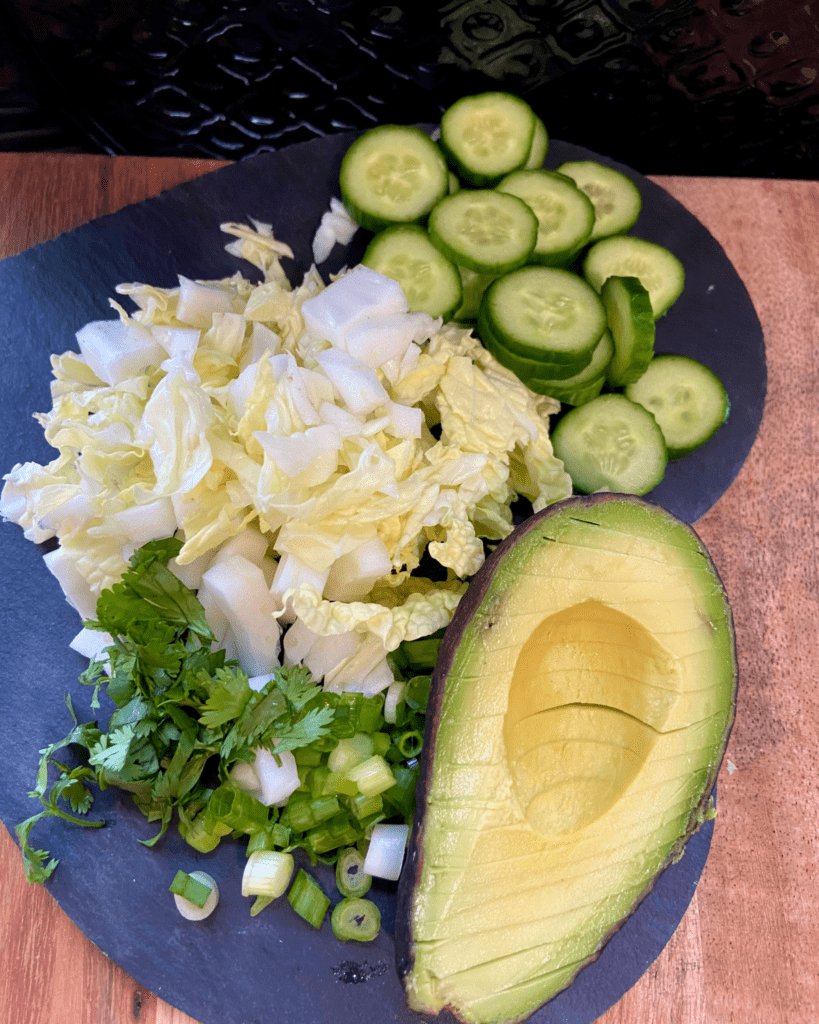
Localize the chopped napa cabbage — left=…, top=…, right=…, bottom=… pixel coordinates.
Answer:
left=312, top=197, right=359, bottom=264
left=1, top=221, right=572, bottom=684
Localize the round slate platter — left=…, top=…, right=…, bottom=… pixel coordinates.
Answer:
left=0, top=131, right=759, bottom=1024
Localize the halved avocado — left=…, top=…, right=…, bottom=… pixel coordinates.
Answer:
left=396, top=493, right=736, bottom=1024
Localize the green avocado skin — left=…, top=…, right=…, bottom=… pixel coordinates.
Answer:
left=396, top=493, right=737, bottom=1024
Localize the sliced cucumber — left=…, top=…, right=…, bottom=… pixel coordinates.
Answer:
left=428, top=189, right=537, bottom=275
left=600, top=275, right=655, bottom=387
left=340, top=125, right=449, bottom=233
left=362, top=224, right=462, bottom=320
left=624, top=354, right=730, bottom=459
left=478, top=311, right=595, bottom=382
left=523, top=330, right=614, bottom=404
left=584, top=236, right=685, bottom=319
left=523, top=115, right=549, bottom=169
left=497, top=169, right=595, bottom=268
left=440, top=92, right=536, bottom=186
left=552, top=393, right=667, bottom=495
left=556, top=160, right=642, bottom=240
left=531, top=372, right=605, bottom=407
left=478, top=265, right=606, bottom=364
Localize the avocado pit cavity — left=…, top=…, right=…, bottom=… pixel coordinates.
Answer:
left=504, top=599, right=681, bottom=837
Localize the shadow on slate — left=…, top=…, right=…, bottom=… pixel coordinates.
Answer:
left=0, top=131, right=758, bottom=1024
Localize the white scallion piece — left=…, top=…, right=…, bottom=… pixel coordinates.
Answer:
left=384, top=680, right=407, bottom=724
left=173, top=870, right=219, bottom=921
left=363, top=823, right=409, bottom=881
left=242, top=851, right=294, bottom=899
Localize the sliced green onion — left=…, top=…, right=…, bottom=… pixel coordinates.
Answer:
left=358, top=693, right=385, bottom=733
left=397, top=729, right=423, bottom=759
left=325, top=771, right=359, bottom=797
left=293, top=746, right=323, bottom=767
left=288, top=868, right=330, bottom=929
left=170, top=869, right=213, bottom=909
left=347, top=754, right=396, bottom=797
left=307, top=813, right=361, bottom=855
left=309, top=765, right=332, bottom=799
left=171, top=870, right=219, bottom=920
left=381, top=765, right=419, bottom=819
left=405, top=674, right=432, bottom=710
left=204, top=784, right=269, bottom=836
left=311, top=794, right=342, bottom=823
left=371, top=731, right=391, bottom=757
left=401, top=637, right=442, bottom=672
left=349, top=791, right=383, bottom=820
left=335, top=847, right=372, bottom=898
left=246, top=821, right=290, bottom=854
left=330, top=693, right=360, bottom=739
left=280, top=794, right=315, bottom=833
left=242, top=850, right=294, bottom=899
left=310, top=765, right=359, bottom=799
left=357, top=811, right=387, bottom=833
left=331, top=897, right=381, bottom=942
left=250, top=895, right=274, bottom=917
left=384, top=680, right=406, bottom=724
left=363, top=822, right=409, bottom=880
left=328, top=734, right=374, bottom=774
left=177, top=804, right=221, bottom=853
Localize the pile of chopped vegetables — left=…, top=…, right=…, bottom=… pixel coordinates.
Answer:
left=1, top=218, right=572, bottom=898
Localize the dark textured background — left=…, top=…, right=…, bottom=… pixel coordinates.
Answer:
left=1, top=0, right=818, bottom=178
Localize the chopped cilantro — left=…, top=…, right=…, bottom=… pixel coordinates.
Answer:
left=18, top=539, right=433, bottom=886
left=17, top=540, right=335, bottom=882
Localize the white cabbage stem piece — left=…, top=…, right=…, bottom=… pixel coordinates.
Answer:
left=75, top=319, right=165, bottom=386
left=200, top=554, right=281, bottom=675
left=301, top=263, right=407, bottom=351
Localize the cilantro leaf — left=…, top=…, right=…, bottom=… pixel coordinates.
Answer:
left=199, top=667, right=252, bottom=729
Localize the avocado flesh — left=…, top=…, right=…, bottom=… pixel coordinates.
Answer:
left=399, top=495, right=736, bottom=1024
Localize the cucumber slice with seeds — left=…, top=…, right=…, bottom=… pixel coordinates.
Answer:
left=362, top=224, right=462, bottom=320
left=557, top=160, right=642, bottom=240
left=497, top=169, right=595, bottom=268
left=601, top=275, right=655, bottom=387
left=428, top=189, right=537, bottom=275
left=440, top=92, right=536, bottom=186
left=552, top=393, right=667, bottom=495
left=340, top=125, right=449, bottom=233
left=478, top=265, right=606, bottom=364
left=624, top=354, right=730, bottom=459
left=584, top=236, right=685, bottom=319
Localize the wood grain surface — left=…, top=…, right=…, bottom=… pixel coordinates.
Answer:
left=0, top=153, right=817, bottom=1024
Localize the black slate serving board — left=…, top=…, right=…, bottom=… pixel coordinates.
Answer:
left=0, top=131, right=762, bottom=1024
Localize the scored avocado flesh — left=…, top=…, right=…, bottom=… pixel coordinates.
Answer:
left=400, top=495, right=735, bottom=1024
